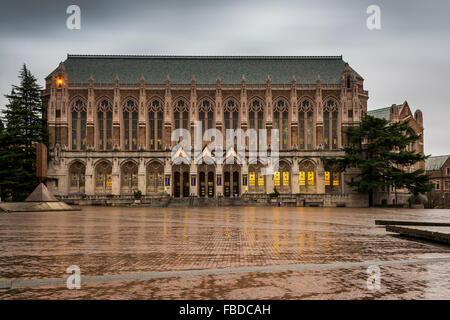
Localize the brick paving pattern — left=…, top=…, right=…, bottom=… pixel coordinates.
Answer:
left=0, top=206, right=449, bottom=299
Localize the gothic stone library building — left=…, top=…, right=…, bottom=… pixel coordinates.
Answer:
left=43, top=55, right=423, bottom=207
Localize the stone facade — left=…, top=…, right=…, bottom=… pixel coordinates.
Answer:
left=42, top=55, right=372, bottom=207
left=426, top=155, right=450, bottom=208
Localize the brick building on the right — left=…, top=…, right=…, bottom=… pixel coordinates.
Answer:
left=425, top=155, right=450, bottom=208
left=368, top=101, right=425, bottom=206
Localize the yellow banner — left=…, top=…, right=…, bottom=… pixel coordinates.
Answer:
left=274, top=172, right=280, bottom=186
left=257, top=173, right=264, bottom=186
left=325, top=171, right=330, bottom=186
left=333, top=172, right=340, bottom=186
left=106, top=174, right=112, bottom=187
left=299, top=171, right=306, bottom=186
left=308, top=171, right=314, bottom=186
left=283, top=171, right=289, bottom=186
left=249, top=173, right=256, bottom=186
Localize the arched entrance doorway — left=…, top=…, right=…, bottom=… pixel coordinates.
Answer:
left=95, top=160, right=112, bottom=194
left=223, top=164, right=240, bottom=197
left=121, top=160, right=138, bottom=195
left=69, top=161, right=85, bottom=193
left=146, top=161, right=164, bottom=194
left=298, top=160, right=316, bottom=194
left=248, top=163, right=265, bottom=194
left=274, top=160, right=291, bottom=194
left=198, top=165, right=215, bottom=198
left=172, top=165, right=190, bottom=198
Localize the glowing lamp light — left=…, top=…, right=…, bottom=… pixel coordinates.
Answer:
left=57, top=79, right=63, bottom=87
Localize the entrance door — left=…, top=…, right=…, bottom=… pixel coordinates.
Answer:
left=174, top=172, right=181, bottom=198
left=199, top=172, right=206, bottom=197
left=224, top=172, right=231, bottom=197
left=232, top=171, right=239, bottom=197
left=183, top=172, right=190, bottom=197
left=207, top=172, right=215, bottom=198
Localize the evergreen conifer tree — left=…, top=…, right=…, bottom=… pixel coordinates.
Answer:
left=0, top=64, right=47, bottom=201
left=323, top=114, right=432, bottom=206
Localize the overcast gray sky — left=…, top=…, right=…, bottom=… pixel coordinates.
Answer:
left=0, top=0, right=449, bottom=155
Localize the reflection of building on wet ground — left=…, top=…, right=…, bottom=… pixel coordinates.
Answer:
left=43, top=55, right=423, bottom=207
left=1, top=207, right=450, bottom=299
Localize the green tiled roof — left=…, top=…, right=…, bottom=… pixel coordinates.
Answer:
left=56, top=55, right=363, bottom=84
left=367, top=104, right=402, bottom=120
left=425, top=155, right=450, bottom=171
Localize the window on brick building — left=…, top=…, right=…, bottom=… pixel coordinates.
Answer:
left=435, top=181, right=440, bottom=190
left=446, top=167, right=450, bottom=176
left=446, top=181, right=450, bottom=190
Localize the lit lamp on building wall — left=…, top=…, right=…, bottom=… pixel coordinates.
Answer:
left=57, top=78, right=63, bottom=88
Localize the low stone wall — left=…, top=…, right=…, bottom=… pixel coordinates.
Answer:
left=57, top=192, right=368, bottom=207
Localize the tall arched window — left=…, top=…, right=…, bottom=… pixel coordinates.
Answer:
left=248, top=99, right=264, bottom=147
left=199, top=99, right=214, bottom=149
left=199, top=99, right=214, bottom=134
left=224, top=99, right=239, bottom=131
left=71, top=99, right=87, bottom=150
left=97, top=99, right=113, bottom=150
left=148, top=99, right=164, bottom=150
left=223, top=99, right=239, bottom=150
left=174, top=99, right=189, bottom=130
left=273, top=99, right=289, bottom=149
left=123, top=99, right=138, bottom=150
left=323, top=99, right=339, bottom=150
left=298, top=99, right=314, bottom=150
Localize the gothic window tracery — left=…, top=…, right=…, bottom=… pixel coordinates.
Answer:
left=323, top=99, right=339, bottom=150
left=97, top=99, right=113, bottom=150
left=71, top=99, right=87, bottom=150
left=199, top=99, right=215, bottom=135
left=273, top=99, right=289, bottom=149
left=148, top=99, right=164, bottom=150
left=248, top=99, right=264, bottom=148
left=123, top=99, right=138, bottom=150
left=298, top=99, right=314, bottom=150
left=174, top=99, right=189, bottom=130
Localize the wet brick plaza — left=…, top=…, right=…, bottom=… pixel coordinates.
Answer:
left=1, top=206, right=450, bottom=299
